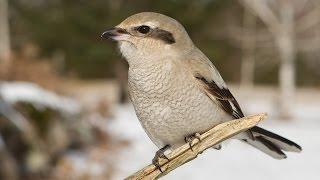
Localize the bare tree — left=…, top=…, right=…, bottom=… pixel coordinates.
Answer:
left=240, top=7, right=257, bottom=90
left=0, top=0, right=11, bottom=75
left=239, top=0, right=320, bottom=118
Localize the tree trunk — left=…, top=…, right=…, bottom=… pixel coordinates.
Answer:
left=277, top=1, right=295, bottom=119
left=240, top=8, right=256, bottom=90
left=0, top=0, right=11, bottom=75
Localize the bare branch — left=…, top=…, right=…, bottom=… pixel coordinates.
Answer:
left=225, top=25, right=273, bottom=45
left=296, top=5, right=320, bottom=33
left=125, top=113, right=267, bottom=180
left=239, top=0, right=280, bottom=35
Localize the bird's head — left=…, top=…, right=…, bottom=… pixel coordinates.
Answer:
left=101, top=12, right=194, bottom=65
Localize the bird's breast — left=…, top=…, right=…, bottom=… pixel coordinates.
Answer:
left=127, top=59, right=226, bottom=148
left=129, top=61, right=174, bottom=96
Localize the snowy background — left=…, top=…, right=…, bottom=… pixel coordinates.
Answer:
left=108, top=98, right=319, bottom=180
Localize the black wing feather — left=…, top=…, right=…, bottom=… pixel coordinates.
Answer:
left=195, top=75, right=244, bottom=119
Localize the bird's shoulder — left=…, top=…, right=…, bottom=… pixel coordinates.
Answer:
left=184, top=48, right=226, bottom=88
left=184, top=48, right=245, bottom=119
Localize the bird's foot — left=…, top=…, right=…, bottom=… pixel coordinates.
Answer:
left=152, top=145, right=170, bottom=173
left=213, top=144, right=222, bottom=150
left=185, top=132, right=201, bottom=151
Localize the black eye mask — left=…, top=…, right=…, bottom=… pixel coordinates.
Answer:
left=150, top=28, right=176, bottom=44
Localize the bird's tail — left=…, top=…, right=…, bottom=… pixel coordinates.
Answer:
left=242, top=126, right=302, bottom=159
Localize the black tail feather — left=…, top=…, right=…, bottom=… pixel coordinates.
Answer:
left=255, top=136, right=286, bottom=158
left=251, top=126, right=302, bottom=152
left=243, top=126, right=301, bottom=159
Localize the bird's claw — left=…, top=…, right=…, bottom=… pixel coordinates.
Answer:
left=213, top=144, right=222, bottom=150
left=185, top=133, right=201, bottom=151
left=152, top=145, right=170, bottom=173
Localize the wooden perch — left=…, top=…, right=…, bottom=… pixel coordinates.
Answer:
left=125, top=113, right=267, bottom=180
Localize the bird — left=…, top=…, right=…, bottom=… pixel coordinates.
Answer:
left=101, top=12, right=301, bottom=168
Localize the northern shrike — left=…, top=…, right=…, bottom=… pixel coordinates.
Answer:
left=101, top=12, right=301, bottom=168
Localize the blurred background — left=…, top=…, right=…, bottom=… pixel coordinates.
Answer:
left=0, top=0, right=319, bottom=179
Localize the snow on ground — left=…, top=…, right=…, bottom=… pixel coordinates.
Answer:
left=108, top=103, right=319, bottom=180
left=0, top=81, right=81, bottom=114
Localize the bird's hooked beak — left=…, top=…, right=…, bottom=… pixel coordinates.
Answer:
left=101, top=27, right=129, bottom=41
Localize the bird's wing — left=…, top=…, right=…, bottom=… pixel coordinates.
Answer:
left=186, top=50, right=244, bottom=119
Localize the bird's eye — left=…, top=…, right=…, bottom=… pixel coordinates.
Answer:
left=136, top=25, right=151, bottom=34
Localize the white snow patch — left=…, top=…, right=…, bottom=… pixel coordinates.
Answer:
left=0, top=81, right=81, bottom=114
